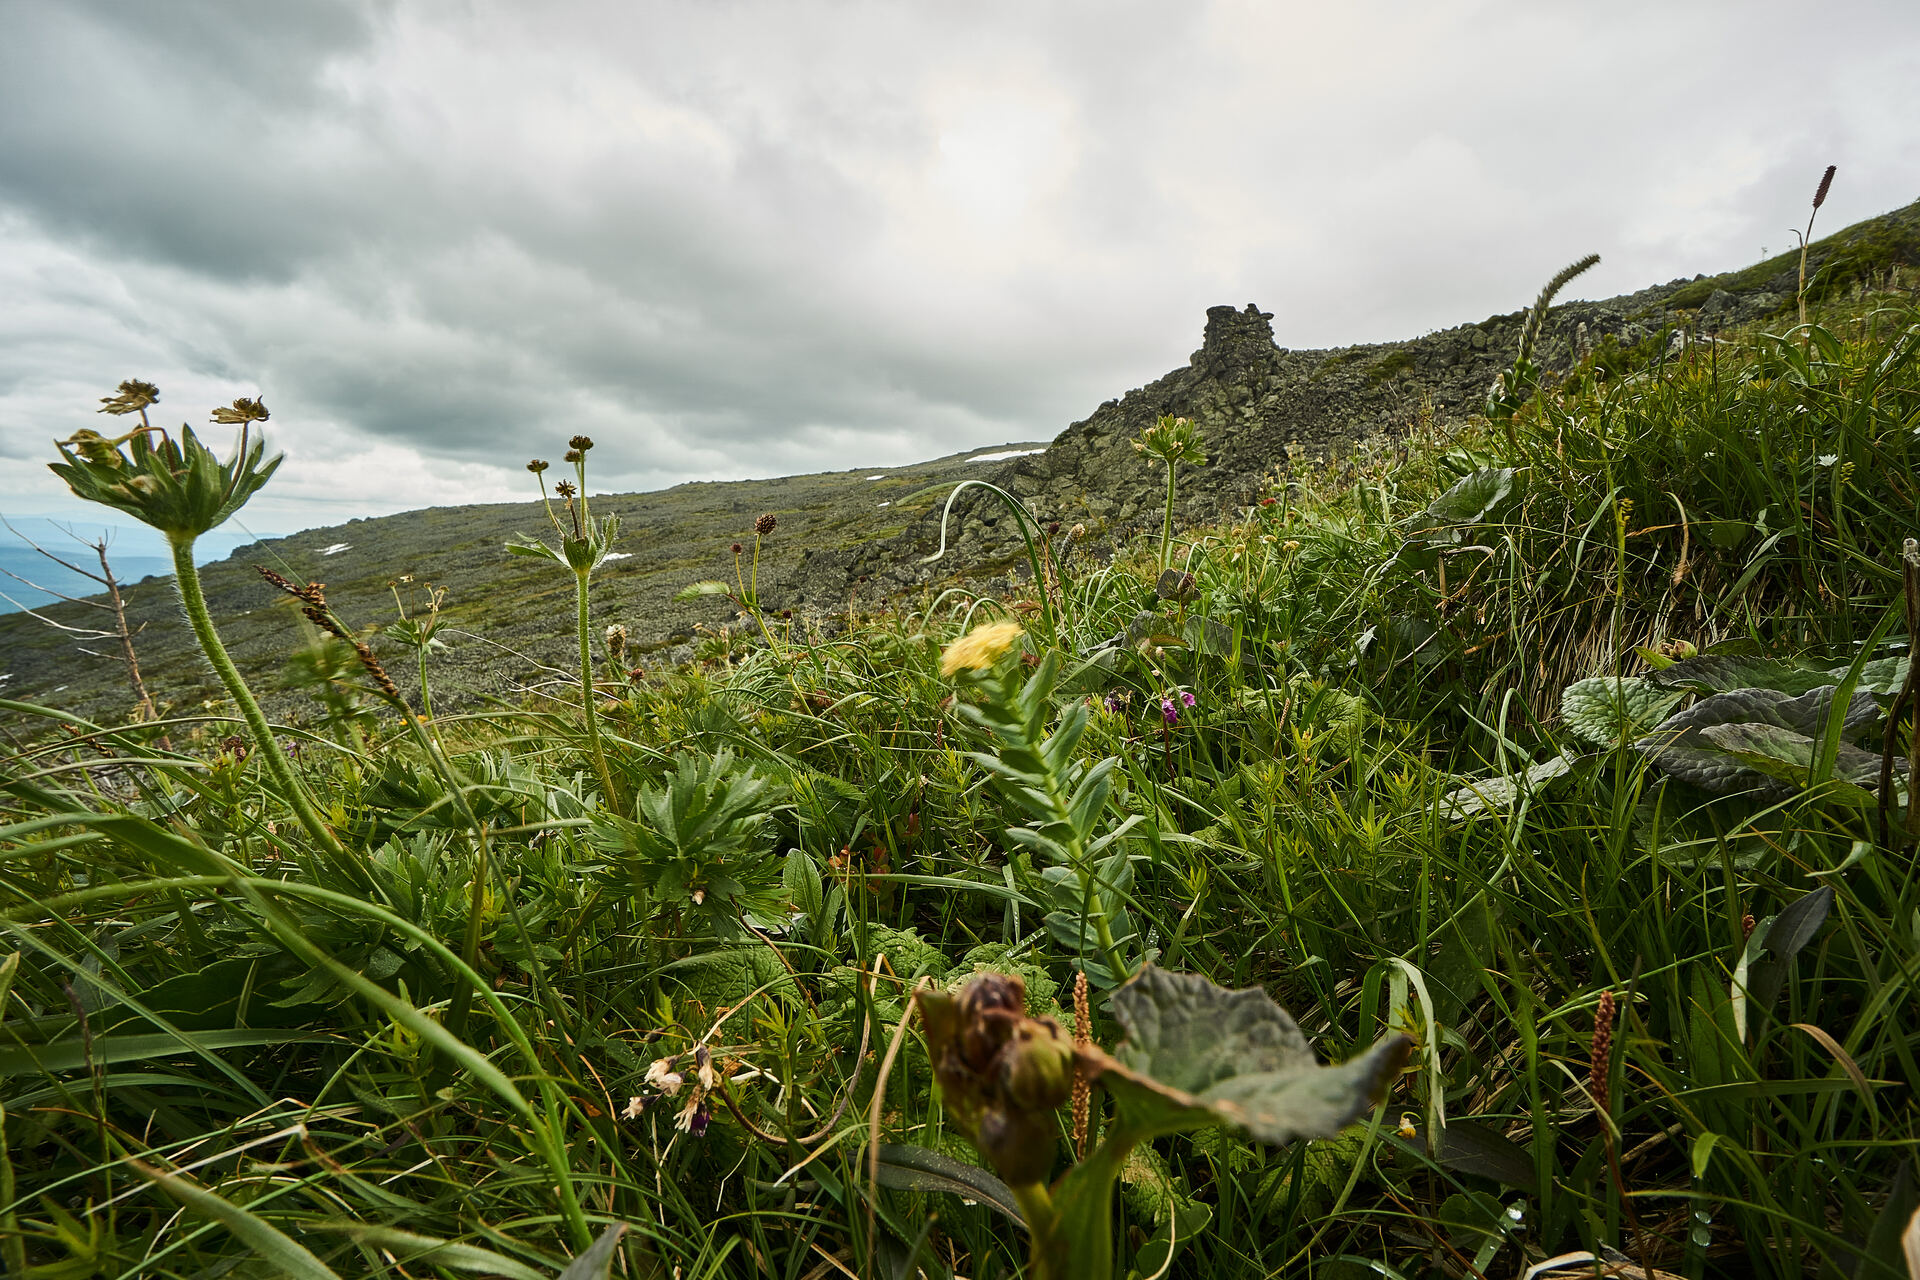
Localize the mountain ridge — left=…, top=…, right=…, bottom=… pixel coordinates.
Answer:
left=4, top=196, right=1917, bottom=721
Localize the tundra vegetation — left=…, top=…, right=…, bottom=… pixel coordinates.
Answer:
left=4, top=206, right=1920, bottom=1276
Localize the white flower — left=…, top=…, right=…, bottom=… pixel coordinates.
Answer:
left=694, top=1045, right=719, bottom=1092
left=622, top=1096, right=646, bottom=1120
left=1818, top=453, right=1839, bottom=466
left=644, top=1058, right=685, bottom=1097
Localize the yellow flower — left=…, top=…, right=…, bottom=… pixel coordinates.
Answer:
left=940, top=620, right=1025, bottom=676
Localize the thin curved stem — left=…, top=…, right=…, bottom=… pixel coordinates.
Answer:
left=168, top=535, right=353, bottom=870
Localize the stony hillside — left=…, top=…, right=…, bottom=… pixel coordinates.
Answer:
left=4, top=196, right=1916, bottom=725
left=835, top=195, right=1920, bottom=594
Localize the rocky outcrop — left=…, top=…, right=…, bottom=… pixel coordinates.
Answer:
left=836, top=196, right=1920, bottom=594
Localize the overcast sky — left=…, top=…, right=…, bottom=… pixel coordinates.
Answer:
left=3, top=0, right=1917, bottom=536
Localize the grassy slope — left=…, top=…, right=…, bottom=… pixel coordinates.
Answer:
left=3, top=207, right=1920, bottom=1280
left=8, top=199, right=1916, bottom=731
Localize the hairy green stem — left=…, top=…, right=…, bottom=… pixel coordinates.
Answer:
left=1160, top=464, right=1178, bottom=571
left=575, top=568, right=620, bottom=809
left=168, top=535, right=353, bottom=870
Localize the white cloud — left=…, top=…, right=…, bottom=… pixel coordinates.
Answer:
left=2, top=0, right=1917, bottom=534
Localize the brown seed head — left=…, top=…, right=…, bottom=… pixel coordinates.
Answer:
left=731, top=542, right=743, bottom=555
left=98, top=379, right=161, bottom=416
left=563, top=449, right=581, bottom=464
left=1589, top=989, right=1616, bottom=1107
left=555, top=480, right=577, bottom=498
left=1813, top=164, right=1837, bottom=210
left=527, top=459, right=549, bottom=474
left=210, top=396, right=270, bottom=425
left=569, top=434, right=595, bottom=451
left=754, top=513, right=777, bottom=536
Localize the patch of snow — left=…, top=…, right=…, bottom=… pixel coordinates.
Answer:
left=867, top=475, right=886, bottom=480
left=877, top=501, right=891, bottom=508
left=967, top=448, right=1045, bottom=463
left=602, top=551, right=635, bottom=561
left=321, top=543, right=352, bottom=556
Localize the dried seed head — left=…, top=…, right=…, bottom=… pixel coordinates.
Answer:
left=605, top=624, right=627, bottom=659
left=1813, top=164, right=1837, bottom=210
left=731, top=542, right=743, bottom=555
left=1046, top=520, right=1061, bottom=535
left=98, top=380, right=161, bottom=416
left=527, top=459, right=549, bottom=474
left=569, top=434, right=594, bottom=451
left=754, top=513, right=778, bottom=536
left=210, top=396, right=270, bottom=425
left=1589, top=989, right=1616, bottom=1107
left=555, top=480, right=577, bottom=498
left=563, top=449, right=581, bottom=464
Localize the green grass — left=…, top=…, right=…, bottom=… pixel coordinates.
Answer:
left=4, top=288, right=1920, bottom=1278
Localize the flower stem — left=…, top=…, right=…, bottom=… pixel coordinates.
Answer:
left=575, top=567, right=620, bottom=809
left=168, top=534, right=354, bottom=870
left=1161, top=464, right=1178, bottom=571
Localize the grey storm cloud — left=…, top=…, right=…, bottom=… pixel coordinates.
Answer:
left=3, top=0, right=1919, bottom=528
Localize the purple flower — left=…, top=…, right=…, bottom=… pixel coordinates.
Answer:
left=1180, top=691, right=1197, bottom=708
left=1104, top=691, right=1126, bottom=715
left=688, top=1100, right=711, bottom=1137
left=1161, top=697, right=1179, bottom=725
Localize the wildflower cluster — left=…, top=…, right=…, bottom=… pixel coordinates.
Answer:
left=626, top=1045, right=719, bottom=1136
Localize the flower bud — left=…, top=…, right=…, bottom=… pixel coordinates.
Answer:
left=1000, top=1020, right=1074, bottom=1112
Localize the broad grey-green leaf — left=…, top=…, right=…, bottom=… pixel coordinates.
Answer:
left=1633, top=686, right=1884, bottom=794
left=1652, top=653, right=1909, bottom=697
left=1762, top=885, right=1835, bottom=962
left=1093, top=966, right=1409, bottom=1145
left=1437, top=752, right=1578, bottom=820
left=873, top=1143, right=1024, bottom=1224
left=1697, top=722, right=1892, bottom=788
left=1419, top=468, right=1516, bottom=529
left=1561, top=676, right=1682, bottom=748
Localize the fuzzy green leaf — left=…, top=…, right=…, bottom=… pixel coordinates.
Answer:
left=1089, top=967, right=1410, bottom=1144
left=1560, top=676, right=1682, bottom=748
